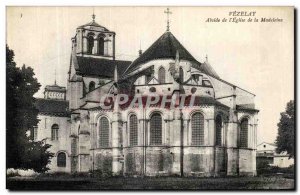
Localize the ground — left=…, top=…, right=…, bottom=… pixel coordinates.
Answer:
left=7, top=175, right=295, bottom=190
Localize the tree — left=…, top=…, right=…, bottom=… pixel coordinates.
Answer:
left=275, top=100, right=294, bottom=158
left=6, top=45, right=53, bottom=172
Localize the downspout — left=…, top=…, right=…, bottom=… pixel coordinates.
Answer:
left=213, top=118, right=216, bottom=177
left=180, top=109, right=184, bottom=177
left=144, top=106, right=147, bottom=176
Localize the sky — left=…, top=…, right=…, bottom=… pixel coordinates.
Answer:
left=6, top=6, right=294, bottom=144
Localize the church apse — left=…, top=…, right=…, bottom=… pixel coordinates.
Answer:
left=34, top=9, right=259, bottom=177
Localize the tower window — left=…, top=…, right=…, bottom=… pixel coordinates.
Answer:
left=87, top=35, right=94, bottom=54
left=240, top=118, right=248, bottom=148
left=51, top=124, right=59, bottom=141
left=57, top=152, right=66, bottom=167
left=158, top=67, right=166, bottom=83
left=215, top=115, right=222, bottom=146
left=89, top=81, right=95, bottom=92
left=98, top=37, right=104, bottom=55
left=129, top=115, right=138, bottom=146
left=99, top=117, right=109, bottom=147
left=150, top=113, right=162, bottom=145
left=191, top=112, right=204, bottom=145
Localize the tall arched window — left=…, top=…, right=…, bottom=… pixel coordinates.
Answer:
left=87, top=35, right=94, bottom=54
left=89, top=81, right=95, bottom=92
left=179, top=67, right=184, bottom=83
left=215, top=115, right=222, bottom=146
left=57, top=152, right=66, bottom=167
left=150, top=113, right=162, bottom=145
left=240, top=118, right=248, bottom=148
left=158, top=67, right=166, bottom=83
left=51, top=124, right=59, bottom=140
left=99, top=117, right=109, bottom=147
left=191, top=112, right=204, bottom=145
left=98, top=37, right=104, bottom=55
left=129, top=114, right=138, bottom=146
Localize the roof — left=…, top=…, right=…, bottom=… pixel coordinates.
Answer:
left=119, top=95, right=229, bottom=110
left=199, top=61, right=220, bottom=78
left=124, top=31, right=201, bottom=74
left=75, top=56, right=132, bottom=78
left=45, top=84, right=66, bottom=92
left=77, top=21, right=109, bottom=31
left=35, top=98, right=70, bottom=117
left=257, top=142, right=276, bottom=147
left=236, top=104, right=259, bottom=112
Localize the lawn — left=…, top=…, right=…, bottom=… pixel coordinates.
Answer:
left=6, top=175, right=294, bottom=190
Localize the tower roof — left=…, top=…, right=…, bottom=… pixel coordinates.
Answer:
left=44, top=84, right=66, bottom=92
left=124, top=31, right=200, bottom=74
left=77, top=21, right=110, bottom=31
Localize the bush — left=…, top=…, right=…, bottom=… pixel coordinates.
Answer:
left=257, top=160, right=295, bottom=176
left=89, top=169, right=113, bottom=178
left=7, top=168, right=38, bottom=177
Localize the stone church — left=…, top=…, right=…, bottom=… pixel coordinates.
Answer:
left=33, top=13, right=259, bottom=176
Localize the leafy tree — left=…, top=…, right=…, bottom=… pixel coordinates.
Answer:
left=275, top=100, right=294, bottom=158
left=6, top=45, right=53, bottom=172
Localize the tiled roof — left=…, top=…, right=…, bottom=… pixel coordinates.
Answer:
left=35, top=98, right=70, bottom=117
left=75, top=57, right=132, bottom=78
left=124, top=31, right=201, bottom=74
left=236, top=104, right=259, bottom=112
left=78, top=21, right=109, bottom=31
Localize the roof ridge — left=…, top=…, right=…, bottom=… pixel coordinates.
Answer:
left=124, top=31, right=200, bottom=75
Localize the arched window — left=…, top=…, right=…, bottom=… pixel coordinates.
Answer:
left=129, top=114, right=138, bottom=146
left=57, top=152, right=66, bottom=167
left=51, top=124, right=59, bottom=140
left=240, top=118, right=248, bottom=148
left=99, top=117, right=109, bottom=147
left=215, top=115, right=222, bottom=146
left=89, top=81, right=95, bottom=92
left=98, top=37, right=104, bottom=55
left=158, top=67, right=166, bottom=83
left=150, top=113, right=162, bottom=145
left=191, top=112, right=204, bottom=145
left=87, top=35, right=94, bottom=54
left=179, top=67, right=184, bottom=83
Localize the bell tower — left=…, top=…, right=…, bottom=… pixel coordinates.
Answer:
left=71, top=14, right=116, bottom=60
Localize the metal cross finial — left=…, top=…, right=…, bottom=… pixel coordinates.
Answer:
left=54, top=68, right=57, bottom=85
left=92, top=8, right=96, bottom=22
left=164, top=8, right=172, bottom=31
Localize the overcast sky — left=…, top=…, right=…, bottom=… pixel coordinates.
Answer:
left=6, top=6, right=294, bottom=144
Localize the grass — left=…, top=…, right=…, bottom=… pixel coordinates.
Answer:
left=6, top=175, right=295, bottom=190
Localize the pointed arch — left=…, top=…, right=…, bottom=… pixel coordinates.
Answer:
left=158, top=67, right=166, bottom=83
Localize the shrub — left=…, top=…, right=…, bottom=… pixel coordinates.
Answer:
left=89, top=169, right=113, bottom=178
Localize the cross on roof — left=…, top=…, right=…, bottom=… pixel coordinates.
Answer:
left=164, top=8, right=172, bottom=31
left=92, top=8, right=96, bottom=22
